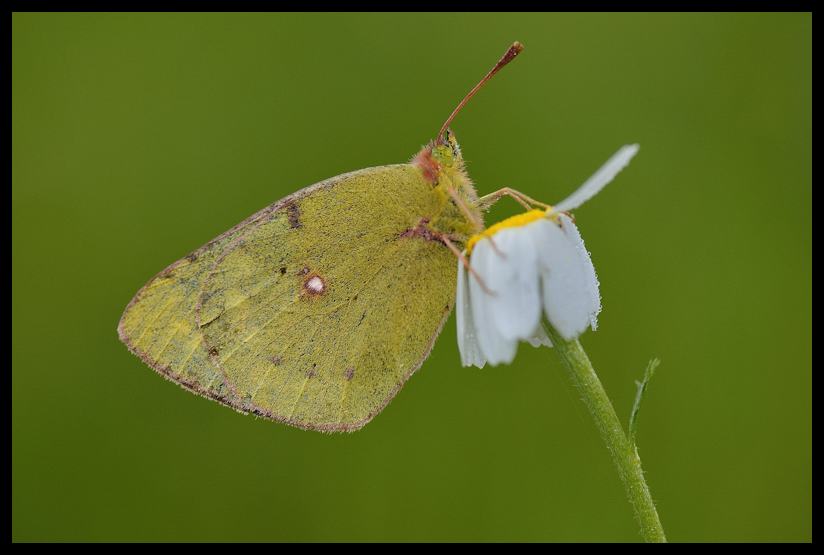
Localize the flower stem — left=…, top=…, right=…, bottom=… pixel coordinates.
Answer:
left=542, top=319, right=666, bottom=542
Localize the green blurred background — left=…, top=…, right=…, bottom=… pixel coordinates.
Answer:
left=13, top=13, right=810, bottom=542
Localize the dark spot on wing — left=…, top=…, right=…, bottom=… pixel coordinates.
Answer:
left=286, top=202, right=302, bottom=229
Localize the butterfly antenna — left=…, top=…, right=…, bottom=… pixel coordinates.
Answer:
left=437, top=41, right=524, bottom=144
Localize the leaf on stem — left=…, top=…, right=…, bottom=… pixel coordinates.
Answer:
left=629, top=358, right=660, bottom=446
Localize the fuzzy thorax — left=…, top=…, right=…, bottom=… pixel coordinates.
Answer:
left=411, top=130, right=482, bottom=241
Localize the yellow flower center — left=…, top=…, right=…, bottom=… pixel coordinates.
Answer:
left=466, top=209, right=550, bottom=255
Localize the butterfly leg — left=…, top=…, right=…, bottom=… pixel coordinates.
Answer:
left=441, top=235, right=497, bottom=296
left=446, top=186, right=484, bottom=233
left=446, top=185, right=511, bottom=258
left=476, top=187, right=551, bottom=212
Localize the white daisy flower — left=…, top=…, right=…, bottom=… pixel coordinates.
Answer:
left=457, top=144, right=640, bottom=368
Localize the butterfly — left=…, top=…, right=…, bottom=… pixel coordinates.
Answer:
left=119, top=42, right=525, bottom=432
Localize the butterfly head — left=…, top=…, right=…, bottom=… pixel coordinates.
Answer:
left=411, top=129, right=467, bottom=186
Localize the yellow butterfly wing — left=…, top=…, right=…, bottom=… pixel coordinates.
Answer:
left=120, top=165, right=458, bottom=432
left=118, top=197, right=279, bottom=412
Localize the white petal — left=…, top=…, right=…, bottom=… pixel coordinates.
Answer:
left=456, top=255, right=486, bottom=368
left=558, top=214, right=601, bottom=330
left=549, top=144, right=639, bottom=215
left=526, top=323, right=553, bottom=348
left=469, top=239, right=518, bottom=366
left=530, top=219, right=596, bottom=340
left=482, top=227, right=542, bottom=343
